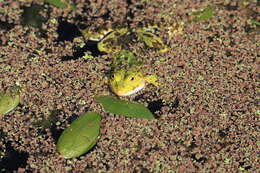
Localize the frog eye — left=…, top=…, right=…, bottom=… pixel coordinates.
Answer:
left=111, top=74, right=115, bottom=79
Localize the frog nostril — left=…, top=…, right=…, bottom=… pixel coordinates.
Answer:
left=130, top=77, right=135, bottom=81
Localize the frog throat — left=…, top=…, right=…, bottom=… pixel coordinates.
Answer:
left=114, top=81, right=146, bottom=96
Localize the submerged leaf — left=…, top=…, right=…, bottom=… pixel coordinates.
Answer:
left=193, top=6, right=215, bottom=22
left=96, top=96, right=154, bottom=119
left=22, top=4, right=45, bottom=29
left=33, top=115, right=58, bottom=129
left=57, top=112, right=101, bottom=158
left=0, top=86, right=20, bottom=115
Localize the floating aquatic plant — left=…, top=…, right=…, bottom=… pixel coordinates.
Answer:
left=96, top=96, right=154, bottom=119
left=193, top=6, right=215, bottom=22
left=45, top=0, right=76, bottom=10
left=57, top=112, right=101, bottom=158
left=0, top=86, right=21, bottom=115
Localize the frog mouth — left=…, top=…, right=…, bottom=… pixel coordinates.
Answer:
left=118, top=82, right=146, bottom=96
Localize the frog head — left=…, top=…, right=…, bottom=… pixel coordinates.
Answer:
left=109, top=67, right=158, bottom=96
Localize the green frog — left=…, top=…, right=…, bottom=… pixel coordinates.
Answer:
left=80, top=22, right=183, bottom=53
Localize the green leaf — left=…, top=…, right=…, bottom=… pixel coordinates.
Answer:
left=0, top=86, right=20, bottom=115
left=57, top=112, right=101, bottom=158
left=95, top=96, right=154, bottom=119
left=44, top=0, right=76, bottom=10
left=45, top=0, right=68, bottom=8
left=194, top=6, right=215, bottom=22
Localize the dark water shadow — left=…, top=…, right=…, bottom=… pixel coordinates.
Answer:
left=60, top=40, right=104, bottom=61
left=56, top=20, right=81, bottom=42
left=56, top=20, right=104, bottom=61
left=148, top=99, right=164, bottom=119
left=0, top=21, right=15, bottom=31
left=0, top=142, right=29, bottom=172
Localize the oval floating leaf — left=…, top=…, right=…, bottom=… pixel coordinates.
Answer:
left=45, top=0, right=68, bottom=8
left=57, top=112, right=101, bottom=158
left=95, top=96, right=154, bottom=119
left=0, top=86, right=20, bottom=115
left=44, top=0, right=76, bottom=10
